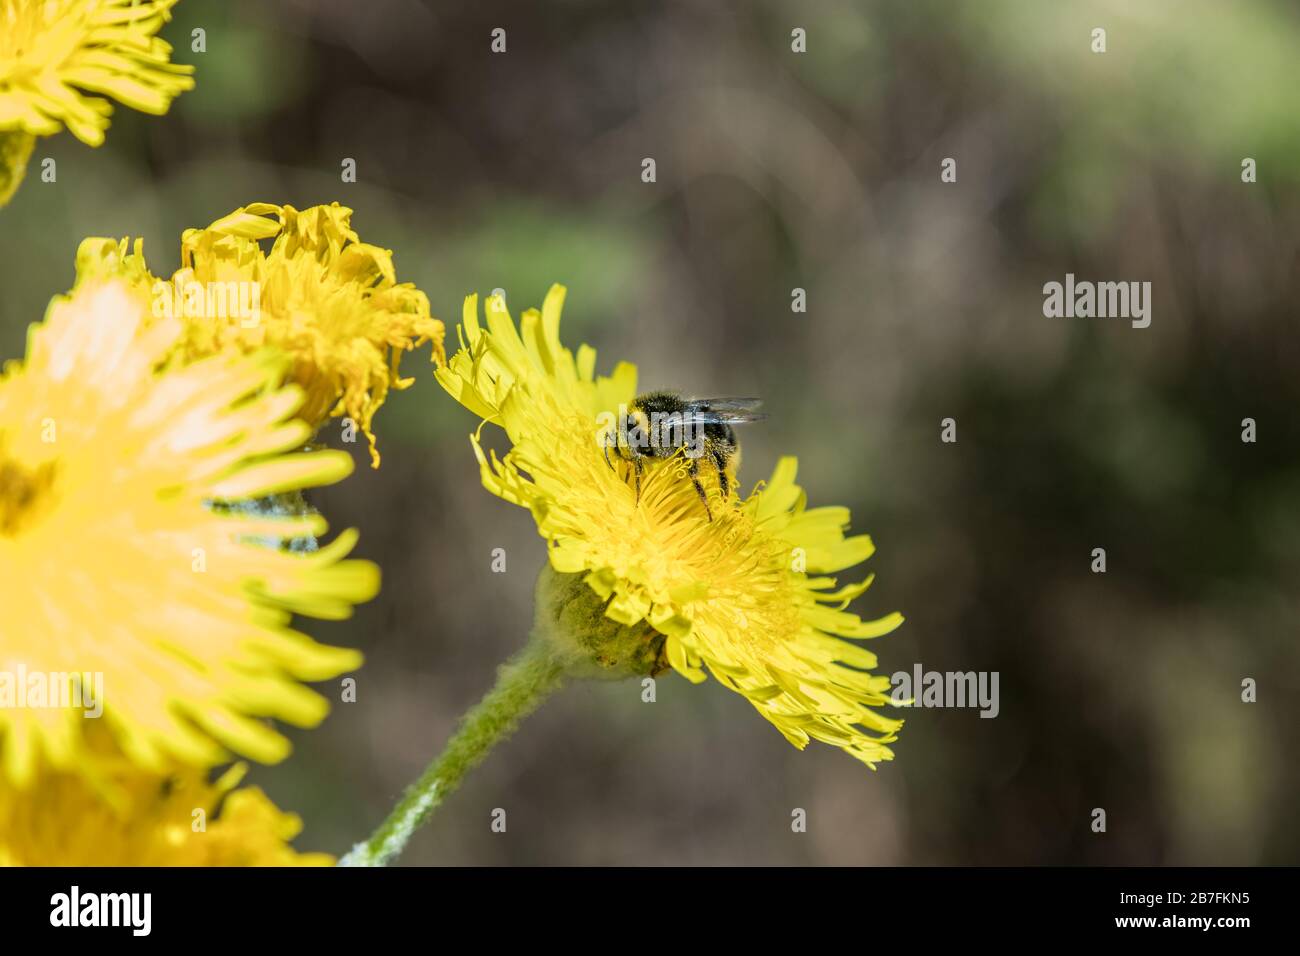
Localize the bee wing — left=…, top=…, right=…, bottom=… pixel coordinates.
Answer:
left=679, top=397, right=766, bottom=425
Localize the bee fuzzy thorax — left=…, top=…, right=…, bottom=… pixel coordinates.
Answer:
left=597, top=391, right=762, bottom=522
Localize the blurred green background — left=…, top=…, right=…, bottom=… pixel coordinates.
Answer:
left=2, top=0, right=1297, bottom=865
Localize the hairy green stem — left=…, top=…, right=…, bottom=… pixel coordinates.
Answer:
left=339, top=638, right=566, bottom=866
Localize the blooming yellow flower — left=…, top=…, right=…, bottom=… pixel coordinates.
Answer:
left=435, top=286, right=905, bottom=767
left=0, top=272, right=376, bottom=786
left=0, top=0, right=194, bottom=203
left=0, top=730, right=331, bottom=866
left=0, top=0, right=193, bottom=145
left=76, top=202, right=445, bottom=466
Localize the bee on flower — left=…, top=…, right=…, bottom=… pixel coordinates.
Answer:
left=435, top=285, right=905, bottom=768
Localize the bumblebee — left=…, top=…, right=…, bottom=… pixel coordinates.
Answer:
left=603, top=391, right=765, bottom=520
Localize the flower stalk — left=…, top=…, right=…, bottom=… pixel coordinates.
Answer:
left=340, top=637, right=567, bottom=867
left=342, top=564, right=671, bottom=865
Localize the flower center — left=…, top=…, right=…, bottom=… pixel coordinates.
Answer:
left=0, top=457, right=56, bottom=536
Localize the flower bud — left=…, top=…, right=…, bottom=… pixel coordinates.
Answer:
left=532, top=564, right=668, bottom=680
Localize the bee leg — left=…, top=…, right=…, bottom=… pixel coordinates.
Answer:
left=712, top=448, right=731, bottom=501
left=688, top=457, right=714, bottom=521
left=603, top=441, right=616, bottom=472
left=632, top=454, right=644, bottom=505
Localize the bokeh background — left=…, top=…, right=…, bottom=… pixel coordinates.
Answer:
left=3, top=0, right=1297, bottom=865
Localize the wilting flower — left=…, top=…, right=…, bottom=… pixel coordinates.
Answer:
left=0, top=729, right=331, bottom=866
left=77, top=202, right=445, bottom=466
left=435, top=286, right=905, bottom=767
left=0, top=0, right=194, bottom=203
left=0, top=272, right=376, bottom=786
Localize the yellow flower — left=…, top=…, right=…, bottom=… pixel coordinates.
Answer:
left=77, top=202, right=445, bottom=466
left=0, top=0, right=194, bottom=202
left=0, top=0, right=193, bottom=145
left=0, top=273, right=377, bottom=786
left=0, top=730, right=331, bottom=866
left=436, top=286, right=906, bottom=767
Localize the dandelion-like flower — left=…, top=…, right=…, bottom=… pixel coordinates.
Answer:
left=0, top=0, right=194, bottom=202
left=0, top=730, right=331, bottom=865
left=0, top=273, right=376, bottom=786
left=435, top=286, right=905, bottom=767
left=77, top=202, right=445, bottom=466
